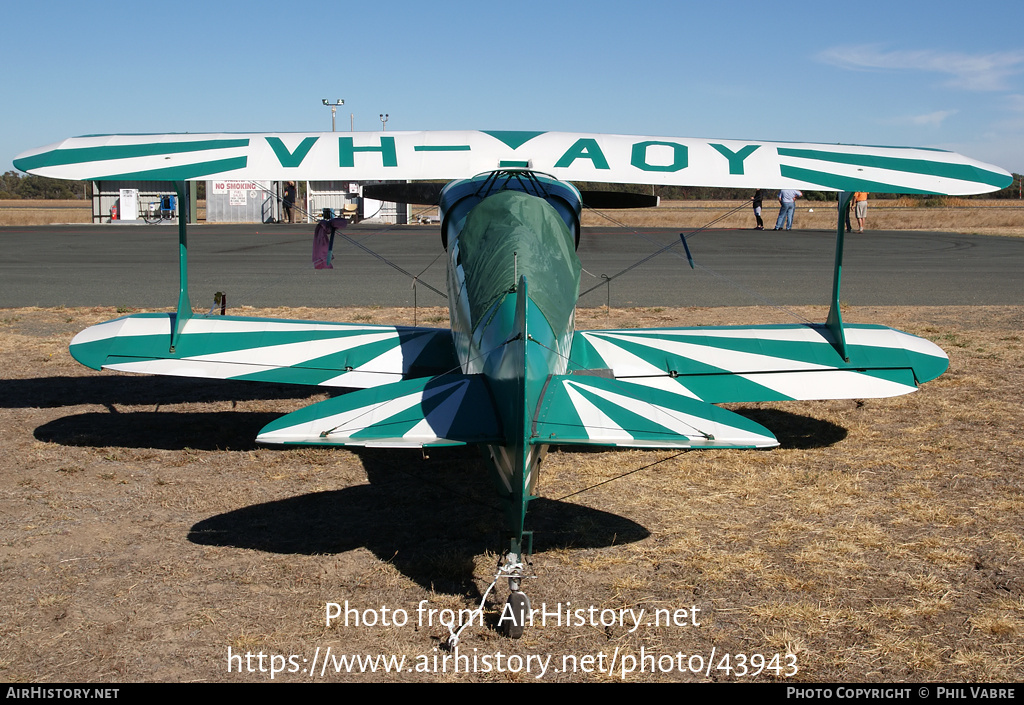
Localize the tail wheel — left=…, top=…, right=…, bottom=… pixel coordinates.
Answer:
left=501, top=591, right=531, bottom=639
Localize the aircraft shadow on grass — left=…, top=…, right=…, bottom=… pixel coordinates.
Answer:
left=23, top=373, right=845, bottom=595
left=186, top=446, right=652, bottom=597
left=4, top=374, right=322, bottom=409
left=13, top=374, right=322, bottom=451
left=21, top=374, right=849, bottom=452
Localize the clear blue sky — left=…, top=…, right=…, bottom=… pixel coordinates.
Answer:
left=4, top=0, right=1023, bottom=178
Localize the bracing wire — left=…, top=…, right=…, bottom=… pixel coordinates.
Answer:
left=524, top=334, right=723, bottom=441
left=580, top=201, right=814, bottom=324
left=198, top=181, right=447, bottom=305
left=552, top=451, right=686, bottom=502
left=579, top=200, right=748, bottom=295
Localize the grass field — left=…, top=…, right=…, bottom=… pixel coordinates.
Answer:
left=580, top=199, right=1024, bottom=236
left=1, top=304, right=1021, bottom=682
left=1, top=193, right=1021, bottom=682
left=3, top=199, right=1023, bottom=236
left=0, top=200, right=93, bottom=225
left=0, top=200, right=208, bottom=226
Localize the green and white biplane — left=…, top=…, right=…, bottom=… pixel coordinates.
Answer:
left=15, top=131, right=1012, bottom=637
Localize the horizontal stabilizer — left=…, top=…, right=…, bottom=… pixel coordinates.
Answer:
left=534, top=375, right=778, bottom=449
left=256, top=374, right=503, bottom=447
left=70, top=313, right=457, bottom=389
left=570, top=324, right=948, bottom=403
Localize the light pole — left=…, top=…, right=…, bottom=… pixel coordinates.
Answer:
left=322, top=99, right=345, bottom=132
left=379, top=113, right=389, bottom=131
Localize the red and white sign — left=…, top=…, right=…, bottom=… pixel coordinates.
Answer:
left=211, top=180, right=261, bottom=194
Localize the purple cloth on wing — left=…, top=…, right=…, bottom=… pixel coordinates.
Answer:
left=312, top=218, right=348, bottom=269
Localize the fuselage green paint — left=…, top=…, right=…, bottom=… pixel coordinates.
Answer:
left=441, top=173, right=581, bottom=555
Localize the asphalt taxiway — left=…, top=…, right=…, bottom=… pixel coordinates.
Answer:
left=1, top=222, right=1021, bottom=309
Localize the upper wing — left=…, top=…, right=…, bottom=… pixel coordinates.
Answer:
left=70, top=313, right=458, bottom=388
left=569, top=323, right=949, bottom=404
left=15, top=131, right=1011, bottom=195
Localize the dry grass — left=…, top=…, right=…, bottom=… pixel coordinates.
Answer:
left=0, top=304, right=1022, bottom=682
left=0, top=200, right=208, bottom=225
left=0, top=200, right=92, bottom=225
left=3, top=198, right=1024, bottom=235
left=581, top=199, right=1024, bottom=236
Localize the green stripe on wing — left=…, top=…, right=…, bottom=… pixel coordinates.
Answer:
left=94, top=156, right=249, bottom=181
left=69, top=313, right=458, bottom=388
left=777, top=147, right=1012, bottom=189
left=14, top=138, right=250, bottom=171
left=569, top=324, right=948, bottom=403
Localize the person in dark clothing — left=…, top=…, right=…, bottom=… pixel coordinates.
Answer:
left=282, top=181, right=296, bottom=223
left=751, top=189, right=765, bottom=230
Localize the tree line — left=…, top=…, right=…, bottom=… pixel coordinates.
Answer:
left=1, top=171, right=91, bottom=199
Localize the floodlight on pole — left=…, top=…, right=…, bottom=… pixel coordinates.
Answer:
left=322, top=99, right=345, bottom=132
left=379, top=113, right=389, bottom=131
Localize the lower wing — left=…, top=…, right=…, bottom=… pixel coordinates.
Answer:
left=70, top=313, right=458, bottom=389
left=570, top=323, right=948, bottom=403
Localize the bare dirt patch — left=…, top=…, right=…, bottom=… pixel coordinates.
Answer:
left=1, top=305, right=1021, bottom=682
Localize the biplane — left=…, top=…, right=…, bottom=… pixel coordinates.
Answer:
left=15, top=131, right=1012, bottom=637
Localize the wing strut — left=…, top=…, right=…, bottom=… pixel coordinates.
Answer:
left=825, top=191, right=853, bottom=362
left=170, top=181, right=193, bottom=352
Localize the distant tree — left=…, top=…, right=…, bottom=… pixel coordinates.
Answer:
left=1, top=171, right=90, bottom=199
left=0, top=171, right=20, bottom=199
left=981, top=173, right=1023, bottom=199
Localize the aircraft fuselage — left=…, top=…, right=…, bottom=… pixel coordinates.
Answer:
left=440, top=171, right=583, bottom=553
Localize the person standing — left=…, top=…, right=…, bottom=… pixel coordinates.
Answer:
left=853, top=192, right=868, bottom=232
left=751, top=189, right=765, bottom=230
left=842, top=192, right=853, bottom=232
left=774, top=189, right=802, bottom=230
left=282, top=181, right=296, bottom=224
